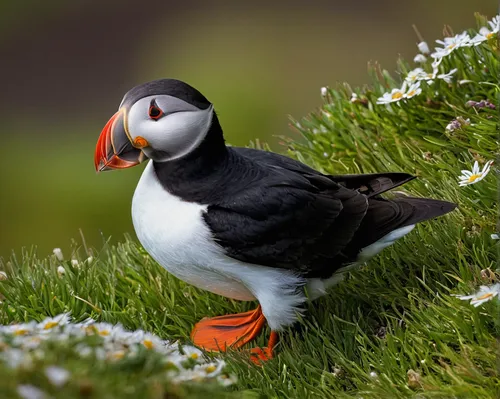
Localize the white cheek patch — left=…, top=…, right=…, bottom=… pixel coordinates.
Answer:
left=147, top=106, right=214, bottom=161
left=128, top=103, right=214, bottom=162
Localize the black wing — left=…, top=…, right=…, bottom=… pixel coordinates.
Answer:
left=203, top=149, right=369, bottom=276
left=203, top=148, right=455, bottom=278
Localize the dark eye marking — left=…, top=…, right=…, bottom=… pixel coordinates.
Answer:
left=148, top=100, right=164, bottom=120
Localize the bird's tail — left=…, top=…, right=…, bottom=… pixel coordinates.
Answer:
left=343, top=195, right=457, bottom=259
left=390, top=195, right=457, bottom=226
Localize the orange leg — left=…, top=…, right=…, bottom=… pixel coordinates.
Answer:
left=249, top=331, right=279, bottom=365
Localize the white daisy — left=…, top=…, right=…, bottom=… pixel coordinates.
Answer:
left=74, top=343, right=93, bottom=358
left=6, top=321, right=37, bottom=337
left=52, top=248, right=64, bottom=261
left=488, top=15, right=500, bottom=32
left=0, top=271, right=7, bottom=280
left=57, top=266, right=66, bottom=277
left=164, top=353, right=188, bottom=370
left=436, top=68, right=458, bottom=84
left=217, top=374, right=238, bottom=387
left=417, top=41, right=430, bottom=54
left=350, top=92, right=358, bottom=102
left=181, top=345, right=204, bottom=362
left=403, top=82, right=422, bottom=99
left=85, top=322, right=123, bottom=339
left=423, top=70, right=437, bottom=82
left=193, top=360, right=226, bottom=377
left=320, top=87, right=328, bottom=97
left=431, top=32, right=471, bottom=60
left=37, top=313, right=71, bottom=332
left=472, top=15, right=500, bottom=45
left=15, top=336, right=43, bottom=350
left=45, top=366, right=70, bottom=387
left=413, top=54, right=427, bottom=63
left=376, top=82, right=407, bottom=104
left=405, top=68, right=426, bottom=82
left=108, top=349, right=127, bottom=361
left=110, top=328, right=135, bottom=344
left=171, top=368, right=207, bottom=383
left=413, top=65, right=439, bottom=84
left=454, top=283, right=500, bottom=307
left=17, top=384, right=46, bottom=399
left=63, top=323, right=89, bottom=338
left=121, top=329, right=146, bottom=345
left=139, top=331, right=165, bottom=351
left=458, top=160, right=493, bottom=186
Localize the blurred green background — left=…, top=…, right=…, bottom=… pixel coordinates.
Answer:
left=0, top=0, right=496, bottom=258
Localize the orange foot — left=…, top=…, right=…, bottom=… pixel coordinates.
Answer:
left=190, top=306, right=278, bottom=364
left=250, top=331, right=278, bottom=365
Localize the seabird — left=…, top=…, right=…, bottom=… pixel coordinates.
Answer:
left=94, top=78, right=456, bottom=363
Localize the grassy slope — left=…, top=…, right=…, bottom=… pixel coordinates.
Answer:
left=0, top=13, right=498, bottom=399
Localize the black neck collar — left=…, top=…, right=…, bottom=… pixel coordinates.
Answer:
left=152, top=113, right=229, bottom=199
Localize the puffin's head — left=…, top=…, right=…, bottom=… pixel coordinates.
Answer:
left=94, top=79, right=214, bottom=172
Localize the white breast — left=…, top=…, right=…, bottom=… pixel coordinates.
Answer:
left=131, top=162, right=306, bottom=330
left=131, top=162, right=253, bottom=300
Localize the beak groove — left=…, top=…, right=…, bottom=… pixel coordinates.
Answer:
left=94, top=109, right=144, bottom=172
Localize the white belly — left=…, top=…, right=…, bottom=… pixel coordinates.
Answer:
left=131, top=162, right=255, bottom=301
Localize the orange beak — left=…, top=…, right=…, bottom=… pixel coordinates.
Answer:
left=94, top=109, right=145, bottom=172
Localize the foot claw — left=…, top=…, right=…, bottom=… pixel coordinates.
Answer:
left=249, top=347, right=273, bottom=365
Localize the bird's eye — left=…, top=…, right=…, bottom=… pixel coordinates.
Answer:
left=148, top=101, right=164, bottom=120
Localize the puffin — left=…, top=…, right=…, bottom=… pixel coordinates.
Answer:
left=94, top=78, right=456, bottom=363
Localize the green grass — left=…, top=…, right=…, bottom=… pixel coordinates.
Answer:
left=1, top=12, right=499, bottom=399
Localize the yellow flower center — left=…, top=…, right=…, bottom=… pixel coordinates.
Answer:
left=85, top=326, right=97, bottom=334
left=143, top=339, right=154, bottom=349
left=447, top=43, right=456, bottom=50
left=99, top=330, right=110, bottom=336
left=407, top=90, right=416, bottom=97
left=190, top=353, right=199, bottom=359
left=112, top=351, right=125, bottom=359
left=44, top=321, right=58, bottom=330
left=14, top=329, right=29, bottom=336
left=486, top=32, right=495, bottom=39
left=467, top=174, right=481, bottom=183
left=205, top=365, right=217, bottom=373
left=476, top=292, right=493, bottom=300
left=391, top=91, right=403, bottom=100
